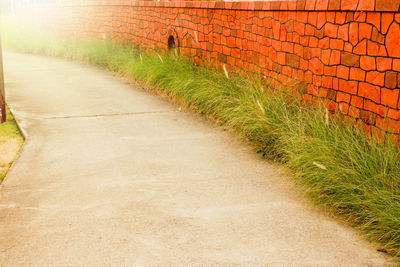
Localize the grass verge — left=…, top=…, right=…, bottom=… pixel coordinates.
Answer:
left=0, top=106, right=24, bottom=181
left=2, top=17, right=400, bottom=260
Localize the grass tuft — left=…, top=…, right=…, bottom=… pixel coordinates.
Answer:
left=2, top=17, right=400, bottom=260
left=0, top=106, right=21, bottom=139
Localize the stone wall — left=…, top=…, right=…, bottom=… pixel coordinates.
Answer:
left=23, top=0, right=400, bottom=137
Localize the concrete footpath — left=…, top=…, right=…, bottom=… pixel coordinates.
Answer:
left=0, top=52, right=391, bottom=266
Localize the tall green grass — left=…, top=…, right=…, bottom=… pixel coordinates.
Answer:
left=2, top=17, right=400, bottom=260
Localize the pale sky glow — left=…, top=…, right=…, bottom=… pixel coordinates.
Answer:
left=2, top=0, right=62, bottom=10
left=1, top=0, right=65, bottom=16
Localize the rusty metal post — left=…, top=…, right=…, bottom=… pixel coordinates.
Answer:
left=0, top=30, right=5, bottom=123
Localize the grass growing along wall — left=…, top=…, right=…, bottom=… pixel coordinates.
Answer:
left=2, top=17, right=400, bottom=260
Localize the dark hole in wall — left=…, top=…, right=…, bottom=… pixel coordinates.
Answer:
left=168, top=35, right=176, bottom=49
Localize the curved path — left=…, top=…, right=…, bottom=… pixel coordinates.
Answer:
left=0, top=52, right=391, bottom=265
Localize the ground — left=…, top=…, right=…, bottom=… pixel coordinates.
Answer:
left=0, top=52, right=392, bottom=265
left=0, top=108, right=23, bottom=181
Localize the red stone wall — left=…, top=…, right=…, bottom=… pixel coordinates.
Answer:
left=24, top=0, right=400, bottom=137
